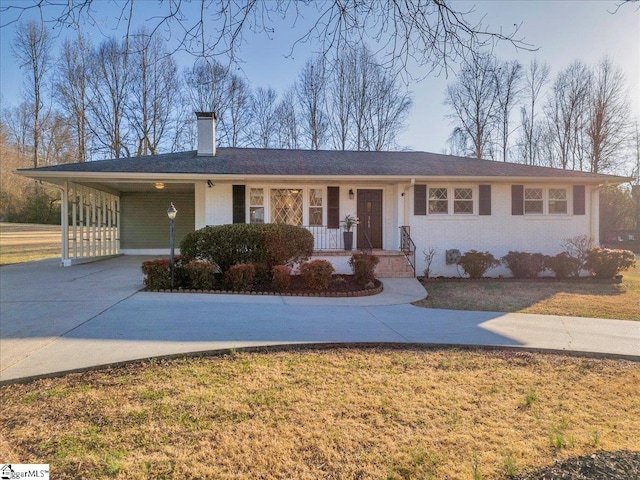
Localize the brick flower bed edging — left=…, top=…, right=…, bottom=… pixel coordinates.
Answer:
left=148, top=280, right=383, bottom=297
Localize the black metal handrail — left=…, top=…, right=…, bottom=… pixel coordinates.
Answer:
left=399, top=225, right=416, bottom=277
left=361, top=227, right=373, bottom=255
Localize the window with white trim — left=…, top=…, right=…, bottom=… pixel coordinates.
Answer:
left=271, top=188, right=303, bottom=226
left=453, top=188, right=473, bottom=214
left=548, top=188, right=568, bottom=214
left=249, top=188, right=264, bottom=223
left=524, top=188, right=543, bottom=214
left=428, top=187, right=448, bottom=214
left=309, top=188, right=323, bottom=226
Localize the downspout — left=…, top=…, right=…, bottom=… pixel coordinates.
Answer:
left=401, top=178, right=416, bottom=227
left=593, top=181, right=607, bottom=246
left=44, top=181, right=70, bottom=267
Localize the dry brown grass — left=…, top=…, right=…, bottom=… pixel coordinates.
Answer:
left=1, top=348, right=638, bottom=479
left=0, top=223, right=61, bottom=265
left=416, top=260, right=640, bottom=321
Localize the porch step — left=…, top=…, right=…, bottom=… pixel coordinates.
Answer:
left=374, top=251, right=415, bottom=278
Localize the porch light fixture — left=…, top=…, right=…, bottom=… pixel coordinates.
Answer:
left=167, top=202, right=177, bottom=289
left=155, top=182, right=165, bottom=190
left=349, top=189, right=354, bottom=199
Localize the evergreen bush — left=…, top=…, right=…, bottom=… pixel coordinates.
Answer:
left=348, top=253, right=380, bottom=286
left=299, top=260, right=335, bottom=290
left=502, top=251, right=546, bottom=279
left=457, top=250, right=499, bottom=279
left=584, top=248, right=636, bottom=279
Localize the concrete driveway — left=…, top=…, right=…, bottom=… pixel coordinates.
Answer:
left=1, top=256, right=638, bottom=383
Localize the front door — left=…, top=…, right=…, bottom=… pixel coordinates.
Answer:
left=357, top=189, right=383, bottom=249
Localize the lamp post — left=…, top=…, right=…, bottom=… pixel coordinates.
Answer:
left=167, top=202, right=177, bottom=289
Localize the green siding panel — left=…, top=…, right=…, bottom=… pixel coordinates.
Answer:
left=120, top=192, right=195, bottom=249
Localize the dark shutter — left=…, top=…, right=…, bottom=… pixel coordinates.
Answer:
left=232, top=185, right=246, bottom=223
left=327, top=186, right=340, bottom=228
left=414, top=184, right=427, bottom=215
left=573, top=185, right=586, bottom=215
left=512, top=185, right=524, bottom=215
left=479, top=185, right=492, bottom=216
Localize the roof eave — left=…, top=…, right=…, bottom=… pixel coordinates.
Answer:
left=15, top=169, right=631, bottom=186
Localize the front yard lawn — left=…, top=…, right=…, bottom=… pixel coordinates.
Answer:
left=1, top=348, right=638, bottom=479
left=415, top=259, right=640, bottom=321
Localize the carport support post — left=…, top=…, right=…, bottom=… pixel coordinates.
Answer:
left=60, top=182, right=71, bottom=267
left=167, top=203, right=177, bottom=289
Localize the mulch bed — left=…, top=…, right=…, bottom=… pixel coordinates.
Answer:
left=419, top=276, right=623, bottom=284
left=516, top=450, right=640, bottom=480
left=149, top=275, right=383, bottom=297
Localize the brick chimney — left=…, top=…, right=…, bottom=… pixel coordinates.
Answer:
left=196, top=112, right=216, bottom=156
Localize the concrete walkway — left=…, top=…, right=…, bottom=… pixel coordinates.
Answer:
left=1, top=256, right=638, bottom=383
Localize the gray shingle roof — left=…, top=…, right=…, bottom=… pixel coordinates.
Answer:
left=17, top=147, right=627, bottom=181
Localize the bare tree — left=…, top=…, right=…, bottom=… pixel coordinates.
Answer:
left=365, top=65, right=412, bottom=151
left=250, top=87, right=278, bottom=148
left=326, top=47, right=411, bottom=151
left=39, top=112, right=76, bottom=165
left=11, top=20, right=53, bottom=168
left=275, top=87, right=300, bottom=149
left=494, top=59, right=522, bottom=162
left=54, top=32, right=92, bottom=162
left=184, top=59, right=232, bottom=145
left=585, top=56, right=630, bottom=173
left=327, top=54, right=352, bottom=150
left=445, top=51, right=500, bottom=159
left=4, top=102, right=32, bottom=156
left=545, top=61, right=591, bottom=170
left=87, top=38, right=131, bottom=159
left=518, top=59, right=550, bottom=165
left=297, top=57, right=328, bottom=150
left=226, top=73, right=252, bottom=147
left=1, top=1, right=531, bottom=79
left=128, top=28, right=182, bottom=155
left=346, top=49, right=373, bottom=151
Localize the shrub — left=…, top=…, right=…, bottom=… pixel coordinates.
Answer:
left=583, top=248, right=636, bottom=279
left=544, top=253, right=581, bottom=279
left=501, top=251, right=546, bottom=279
left=423, top=247, right=437, bottom=278
left=561, top=234, right=594, bottom=275
left=225, top=264, right=256, bottom=291
left=271, top=265, right=292, bottom=291
left=141, top=256, right=186, bottom=290
left=180, top=224, right=261, bottom=271
left=185, top=260, right=219, bottom=290
left=180, top=224, right=313, bottom=271
left=348, top=253, right=380, bottom=286
left=260, top=223, right=314, bottom=268
left=299, top=260, right=335, bottom=290
left=457, top=250, right=499, bottom=279
left=252, top=262, right=271, bottom=285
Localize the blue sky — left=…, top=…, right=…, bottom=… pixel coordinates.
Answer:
left=1, top=0, right=638, bottom=159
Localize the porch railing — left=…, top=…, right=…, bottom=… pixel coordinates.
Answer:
left=399, top=225, right=416, bottom=276
left=303, top=225, right=358, bottom=251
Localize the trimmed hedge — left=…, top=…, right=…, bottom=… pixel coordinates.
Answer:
left=186, top=260, right=219, bottom=290
left=584, top=248, right=636, bottom=279
left=180, top=223, right=314, bottom=272
left=502, top=251, right=546, bottom=279
left=348, top=253, right=380, bottom=286
left=544, top=253, right=581, bottom=279
left=225, top=264, right=256, bottom=291
left=141, top=256, right=187, bottom=289
left=271, top=265, right=292, bottom=291
left=299, top=260, right=335, bottom=290
left=457, top=250, right=499, bottom=279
